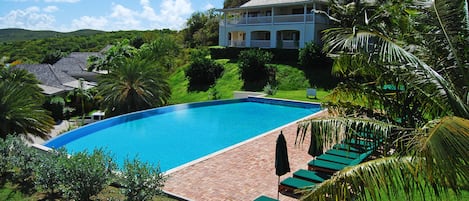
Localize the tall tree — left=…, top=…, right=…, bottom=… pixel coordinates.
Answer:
left=183, top=9, right=220, bottom=47
left=97, top=58, right=170, bottom=117
left=297, top=0, right=469, bottom=200
left=0, top=67, right=54, bottom=140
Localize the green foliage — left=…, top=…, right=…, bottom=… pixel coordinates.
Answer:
left=58, top=149, right=116, bottom=201
left=138, top=34, right=181, bottom=72
left=183, top=9, right=220, bottom=47
left=98, top=58, right=171, bottom=117
left=298, top=42, right=324, bottom=67
left=274, top=64, right=310, bottom=90
left=185, top=49, right=224, bottom=91
left=41, top=50, right=65, bottom=64
left=34, top=150, right=65, bottom=196
left=0, top=29, right=174, bottom=64
left=263, top=83, right=277, bottom=96
left=238, top=49, right=274, bottom=90
left=0, top=136, right=39, bottom=188
left=0, top=68, right=54, bottom=140
left=121, top=157, right=166, bottom=201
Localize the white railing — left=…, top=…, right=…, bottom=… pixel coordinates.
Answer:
left=280, top=40, right=299, bottom=49
left=222, top=14, right=318, bottom=25
left=229, top=40, right=246, bottom=47
left=250, top=40, right=271, bottom=48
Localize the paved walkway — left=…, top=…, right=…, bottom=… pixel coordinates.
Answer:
left=163, top=110, right=327, bottom=201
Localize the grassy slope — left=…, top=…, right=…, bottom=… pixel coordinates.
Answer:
left=169, top=59, right=330, bottom=104
left=168, top=59, right=243, bottom=104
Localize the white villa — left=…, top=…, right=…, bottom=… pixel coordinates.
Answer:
left=217, top=0, right=331, bottom=49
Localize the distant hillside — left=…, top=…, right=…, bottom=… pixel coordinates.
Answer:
left=0, top=28, right=105, bottom=42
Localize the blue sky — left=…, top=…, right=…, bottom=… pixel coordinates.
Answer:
left=0, top=0, right=224, bottom=32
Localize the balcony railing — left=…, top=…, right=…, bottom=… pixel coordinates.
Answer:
left=228, top=40, right=246, bottom=47
left=221, top=14, right=328, bottom=25
left=251, top=40, right=270, bottom=48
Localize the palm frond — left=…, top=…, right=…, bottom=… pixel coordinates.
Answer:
left=300, top=156, right=448, bottom=201
left=296, top=117, right=396, bottom=151
left=414, top=116, right=469, bottom=191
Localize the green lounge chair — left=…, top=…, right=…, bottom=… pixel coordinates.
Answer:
left=279, top=177, right=317, bottom=198
left=316, top=153, right=355, bottom=165
left=253, top=195, right=278, bottom=201
left=309, top=150, right=373, bottom=173
left=293, top=169, right=331, bottom=183
left=333, top=143, right=366, bottom=153
left=325, top=149, right=361, bottom=159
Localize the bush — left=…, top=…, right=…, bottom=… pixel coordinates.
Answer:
left=185, top=49, right=224, bottom=91
left=238, top=49, right=273, bottom=81
left=238, top=49, right=275, bottom=90
left=0, top=135, right=39, bottom=187
left=298, top=42, right=325, bottom=68
left=34, top=150, right=67, bottom=196
left=121, top=158, right=166, bottom=201
left=59, top=149, right=116, bottom=201
left=263, top=83, right=278, bottom=95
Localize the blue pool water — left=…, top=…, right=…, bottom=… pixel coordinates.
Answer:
left=45, top=97, right=320, bottom=172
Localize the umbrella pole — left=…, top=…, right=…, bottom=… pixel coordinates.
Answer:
left=277, top=176, right=280, bottom=200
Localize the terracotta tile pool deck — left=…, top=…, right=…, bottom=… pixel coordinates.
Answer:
left=163, top=110, right=327, bottom=201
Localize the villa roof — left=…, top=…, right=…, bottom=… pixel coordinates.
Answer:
left=53, top=52, right=100, bottom=72
left=13, top=64, right=74, bottom=90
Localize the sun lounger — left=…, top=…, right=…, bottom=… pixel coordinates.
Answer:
left=308, top=150, right=373, bottom=173
left=279, top=177, right=317, bottom=198
left=293, top=169, right=331, bottom=183
left=253, top=195, right=278, bottom=201
left=333, top=143, right=368, bottom=153
left=316, top=153, right=356, bottom=165
left=325, top=149, right=361, bottom=159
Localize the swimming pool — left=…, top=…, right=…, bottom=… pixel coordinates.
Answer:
left=44, top=97, right=320, bottom=172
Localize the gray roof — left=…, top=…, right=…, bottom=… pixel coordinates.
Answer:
left=13, top=64, right=74, bottom=90
left=53, top=52, right=100, bottom=72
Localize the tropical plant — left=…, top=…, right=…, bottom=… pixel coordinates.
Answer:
left=58, top=149, right=116, bottom=201
left=66, top=78, right=94, bottom=125
left=97, top=57, right=171, bottom=117
left=185, top=49, right=224, bottom=90
left=120, top=157, right=166, bottom=201
left=0, top=68, right=54, bottom=140
left=238, top=49, right=275, bottom=90
left=183, top=9, right=220, bottom=47
left=296, top=0, right=469, bottom=200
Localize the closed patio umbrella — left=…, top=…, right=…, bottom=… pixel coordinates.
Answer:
left=308, top=133, right=323, bottom=157
left=275, top=131, right=290, bottom=199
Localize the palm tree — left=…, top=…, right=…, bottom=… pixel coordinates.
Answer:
left=97, top=57, right=171, bottom=117
left=66, top=78, right=93, bottom=125
left=296, top=0, right=469, bottom=200
left=0, top=67, right=54, bottom=140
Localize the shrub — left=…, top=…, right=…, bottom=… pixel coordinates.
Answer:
left=238, top=49, right=273, bottom=82
left=263, top=83, right=278, bottom=95
left=298, top=42, right=325, bottom=68
left=59, top=149, right=116, bottom=201
left=185, top=49, right=224, bottom=90
left=121, top=158, right=166, bottom=201
left=34, top=150, right=67, bottom=196
left=0, top=135, right=39, bottom=187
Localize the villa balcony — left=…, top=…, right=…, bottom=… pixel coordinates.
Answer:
left=221, top=14, right=328, bottom=26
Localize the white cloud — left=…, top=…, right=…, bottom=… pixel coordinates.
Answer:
left=0, top=6, right=55, bottom=30
left=109, top=4, right=141, bottom=30
left=43, top=6, right=58, bottom=13
left=204, top=3, right=214, bottom=10
left=155, top=0, right=194, bottom=30
left=71, top=16, right=107, bottom=30
left=44, top=0, right=80, bottom=3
